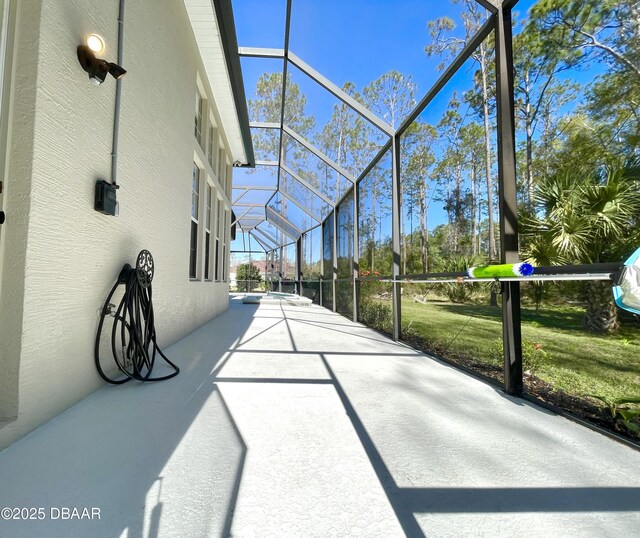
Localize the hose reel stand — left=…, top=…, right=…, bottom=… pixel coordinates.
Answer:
left=95, top=249, right=179, bottom=384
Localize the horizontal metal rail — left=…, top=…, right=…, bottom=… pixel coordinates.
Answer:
left=374, top=274, right=616, bottom=284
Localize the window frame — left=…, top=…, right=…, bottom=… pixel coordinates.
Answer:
left=214, top=197, right=222, bottom=282
left=190, top=162, right=202, bottom=280
left=204, top=180, right=213, bottom=281
left=194, top=91, right=204, bottom=149
left=222, top=208, right=230, bottom=282
left=207, top=116, right=218, bottom=172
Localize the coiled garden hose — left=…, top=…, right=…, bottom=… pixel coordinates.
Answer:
left=94, top=250, right=179, bottom=384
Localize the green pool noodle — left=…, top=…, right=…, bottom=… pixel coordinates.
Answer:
left=467, top=263, right=534, bottom=279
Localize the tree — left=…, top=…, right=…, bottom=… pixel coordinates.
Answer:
left=236, top=263, right=263, bottom=292
left=522, top=159, right=640, bottom=332
left=364, top=70, right=417, bottom=274
left=512, top=23, right=576, bottom=208
left=248, top=72, right=315, bottom=170
left=528, top=0, right=640, bottom=168
left=530, top=0, right=640, bottom=80
left=315, top=82, right=378, bottom=206
left=403, top=122, right=437, bottom=272
left=459, top=121, right=486, bottom=256
left=432, top=95, right=473, bottom=256
left=316, top=82, right=378, bottom=178
left=425, top=0, right=498, bottom=259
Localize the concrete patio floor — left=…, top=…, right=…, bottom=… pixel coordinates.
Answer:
left=1, top=295, right=640, bottom=537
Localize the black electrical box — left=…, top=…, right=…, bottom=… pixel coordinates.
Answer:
left=95, top=180, right=119, bottom=216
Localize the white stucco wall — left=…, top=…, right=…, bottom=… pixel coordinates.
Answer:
left=0, top=0, right=235, bottom=449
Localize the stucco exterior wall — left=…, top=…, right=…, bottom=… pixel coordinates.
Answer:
left=0, top=0, right=234, bottom=449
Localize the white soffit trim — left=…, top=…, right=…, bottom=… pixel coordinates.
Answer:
left=184, top=0, right=247, bottom=164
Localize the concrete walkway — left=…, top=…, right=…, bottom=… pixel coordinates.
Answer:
left=1, top=296, right=639, bottom=537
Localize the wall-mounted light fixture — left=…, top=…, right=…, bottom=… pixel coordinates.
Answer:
left=77, top=34, right=126, bottom=85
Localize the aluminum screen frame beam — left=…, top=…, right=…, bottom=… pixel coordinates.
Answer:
left=391, top=135, right=402, bottom=342
left=495, top=4, right=523, bottom=396
left=233, top=186, right=276, bottom=191
left=352, top=180, right=359, bottom=323
left=250, top=121, right=280, bottom=129
left=332, top=209, right=338, bottom=312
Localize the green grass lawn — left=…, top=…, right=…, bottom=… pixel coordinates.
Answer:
left=400, top=298, right=640, bottom=401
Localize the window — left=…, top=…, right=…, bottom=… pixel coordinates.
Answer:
left=217, top=145, right=224, bottom=182
left=219, top=156, right=225, bottom=190
left=204, top=183, right=212, bottom=280
left=222, top=209, right=229, bottom=281
left=194, top=92, right=204, bottom=147
left=190, top=163, right=200, bottom=279
left=214, top=198, right=222, bottom=282
left=207, top=121, right=218, bottom=172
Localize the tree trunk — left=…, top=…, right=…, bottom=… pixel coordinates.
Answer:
left=454, top=164, right=463, bottom=254
left=480, top=43, right=497, bottom=260
left=524, top=70, right=534, bottom=209
left=401, top=180, right=407, bottom=275
left=583, top=280, right=619, bottom=333
left=420, top=182, right=428, bottom=272
left=370, top=183, right=376, bottom=273
left=471, top=163, right=477, bottom=257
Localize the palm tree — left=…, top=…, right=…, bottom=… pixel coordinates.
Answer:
left=522, top=159, right=640, bottom=332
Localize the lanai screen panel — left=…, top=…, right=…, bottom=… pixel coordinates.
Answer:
left=285, top=62, right=386, bottom=179
left=250, top=126, right=280, bottom=162
left=321, top=214, right=334, bottom=310
left=280, top=168, right=332, bottom=221
left=233, top=188, right=275, bottom=206
left=266, top=207, right=301, bottom=241
left=302, top=226, right=322, bottom=279
left=256, top=219, right=293, bottom=247
left=358, top=149, right=392, bottom=276
left=241, top=55, right=286, bottom=123
left=336, top=190, right=354, bottom=317
left=281, top=132, right=351, bottom=204
left=287, top=0, right=489, bottom=129
left=267, top=191, right=317, bottom=232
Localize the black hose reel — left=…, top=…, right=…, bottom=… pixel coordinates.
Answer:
left=95, top=250, right=179, bottom=384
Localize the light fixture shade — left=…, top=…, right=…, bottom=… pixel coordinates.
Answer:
left=86, top=34, right=105, bottom=54
left=108, top=63, right=127, bottom=80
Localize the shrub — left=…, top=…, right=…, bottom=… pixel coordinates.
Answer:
left=488, top=338, right=549, bottom=373
left=359, top=299, right=393, bottom=335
